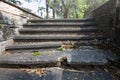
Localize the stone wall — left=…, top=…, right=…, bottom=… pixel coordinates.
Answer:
left=92, top=0, right=117, bottom=42
left=0, top=0, right=41, bottom=41
left=0, top=39, right=13, bottom=55
left=93, top=0, right=116, bottom=27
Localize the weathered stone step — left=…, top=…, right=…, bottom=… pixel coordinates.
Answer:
left=19, top=28, right=102, bottom=34
left=5, top=42, right=62, bottom=51
left=14, top=40, right=102, bottom=46
left=44, top=68, right=114, bottom=80
left=0, top=49, right=117, bottom=68
left=23, top=22, right=98, bottom=28
left=28, top=18, right=94, bottom=23
left=0, top=68, right=114, bottom=80
left=0, top=69, right=32, bottom=80
left=13, top=35, right=107, bottom=42
left=19, top=33, right=102, bottom=36
left=18, top=33, right=104, bottom=37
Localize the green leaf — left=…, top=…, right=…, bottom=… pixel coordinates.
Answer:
left=32, top=51, right=42, bottom=56
left=58, top=47, right=65, bottom=51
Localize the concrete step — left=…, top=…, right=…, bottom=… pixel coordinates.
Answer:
left=23, top=22, right=98, bottom=28
left=19, top=28, right=103, bottom=35
left=43, top=68, right=114, bottom=80
left=13, top=35, right=107, bottom=42
left=0, top=68, right=114, bottom=80
left=5, top=42, right=62, bottom=51
left=18, top=33, right=102, bottom=36
left=0, top=49, right=118, bottom=68
left=28, top=18, right=94, bottom=23
left=0, top=69, right=32, bottom=80
left=14, top=40, right=102, bottom=45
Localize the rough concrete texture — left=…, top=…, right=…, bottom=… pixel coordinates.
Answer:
left=0, top=49, right=118, bottom=66
left=0, top=39, right=14, bottom=55
left=0, top=68, right=113, bottom=80
left=0, top=69, right=32, bottom=80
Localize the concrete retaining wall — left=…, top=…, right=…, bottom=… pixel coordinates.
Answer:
left=0, top=39, right=14, bottom=55
left=92, top=0, right=117, bottom=41
left=0, top=0, right=41, bottom=40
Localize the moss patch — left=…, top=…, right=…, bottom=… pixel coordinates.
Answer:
left=58, top=47, right=65, bottom=51
left=32, top=51, right=42, bottom=56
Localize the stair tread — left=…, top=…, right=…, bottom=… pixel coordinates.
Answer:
left=0, top=49, right=117, bottom=66
left=19, top=28, right=102, bottom=32
left=0, top=68, right=113, bottom=80
left=14, top=35, right=104, bottom=38
left=0, top=69, right=31, bottom=80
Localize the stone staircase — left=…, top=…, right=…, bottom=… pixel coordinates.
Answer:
left=0, top=18, right=119, bottom=80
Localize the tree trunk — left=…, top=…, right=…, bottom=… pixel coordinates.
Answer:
left=52, top=0, right=57, bottom=18
left=53, top=8, right=55, bottom=18
left=46, top=0, right=49, bottom=18
left=64, top=9, right=69, bottom=18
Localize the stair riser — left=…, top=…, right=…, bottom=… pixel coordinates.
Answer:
left=19, top=31, right=103, bottom=35
left=23, top=27, right=99, bottom=29
left=13, top=38, right=106, bottom=43
left=23, top=23, right=98, bottom=28
left=14, top=40, right=101, bottom=44
left=28, top=18, right=94, bottom=23
left=0, top=63, right=58, bottom=68
left=6, top=41, right=62, bottom=51
left=6, top=47, right=59, bottom=51
left=0, top=63, right=106, bottom=69
left=6, top=44, right=61, bottom=51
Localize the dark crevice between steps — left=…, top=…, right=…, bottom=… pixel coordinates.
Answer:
left=5, top=47, right=60, bottom=51
left=0, top=62, right=58, bottom=69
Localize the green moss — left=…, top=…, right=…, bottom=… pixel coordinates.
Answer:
left=58, top=47, right=65, bottom=51
left=32, top=51, right=42, bottom=56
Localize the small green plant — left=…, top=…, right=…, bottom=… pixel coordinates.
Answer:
left=32, top=51, right=42, bottom=56
left=58, top=47, right=65, bottom=51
